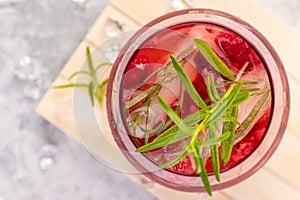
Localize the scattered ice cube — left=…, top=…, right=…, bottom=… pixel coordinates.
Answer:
left=14, top=56, right=33, bottom=80
left=23, top=78, right=51, bottom=100
left=14, top=56, right=48, bottom=81
left=72, top=0, right=87, bottom=4
left=39, top=157, right=54, bottom=171
left=14, top=55, right=50, bottom=100
left=105, top=17, right=124, bottom=38
left=19, top=56, right=31, bottom=66
left=38, top=144, right=57, bottom=171
left=23, top=84, right=41, bottom=100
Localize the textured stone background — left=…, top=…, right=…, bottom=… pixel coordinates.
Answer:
left=0, top=0, right=299, bottom=199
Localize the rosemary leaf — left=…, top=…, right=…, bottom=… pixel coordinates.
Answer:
left=52, top=83, right=89, bottom=88
left=86, top=47, right=95, bottom=74
left=207, top=74, right=218, bottom=103
left=209, top=74, right=221, bottom=100
left=240, top=88, right=260, bottom=93
left=232, top=92, right=250, bottom=106
left=239, top=81, right=258, bottom=85
left=207, top=74, right=220, bottom=102
left=159, top=149, right=189, bottom=169
left=88, top=81, right=95, bottom=106
left=68, top=70, right=91, bottom=80
left=135, top=130, right=191, bottom=152
left=191, top=144, right=201, bottom=174
left=157, top=95, right=192, bottom=132
left=98, top=79, right=109, bottom=88
left=215, top=80, right=258, bottom=87
left=208, top=123, right=221, bottom=181
left=170, top=55, right=208, bottom=111
left=191, top=142, right=212, bottom=196
left=125, top=84, right=162, bottom=110
left=94, top=79, right=110, bottom=107
left=95, top=87, right=105, bottom=106
left=194, top=39, right=235, bottom=80
left=221, top=106, right=238, bottom=165
left=215, top=81, right=232, bottom=87
left=95, top=62, right=113, bottom=72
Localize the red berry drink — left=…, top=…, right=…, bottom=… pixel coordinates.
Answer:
left=106, top=9, right=289, bottom=192
left=121, top=22, right=271, bottom=175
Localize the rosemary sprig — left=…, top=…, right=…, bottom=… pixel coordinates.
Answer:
left=170, top=55, right=208, bottom=111
left=53, top=46, right=113, bottom=107
left=137, top=54, right=242, bottom=195
left=194, top=39, right=235, bottom=79
left=133, top=39, right=269, bottom=196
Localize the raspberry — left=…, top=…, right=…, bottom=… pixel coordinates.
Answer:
left=123, top=48, right=172, bottom=90
left=169, top=155, right=194, bottom=175
left=123, top=54, right=150, bottom=90
left=215, top=32, right=260, bottom=72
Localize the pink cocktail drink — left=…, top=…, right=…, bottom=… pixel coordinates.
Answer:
left=106, top=9, right=289, bottom=193
left=121, top=22, right=271, bottom=175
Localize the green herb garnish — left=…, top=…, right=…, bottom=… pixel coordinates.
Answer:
left=132, top=39, right=270, bottom=195
left=221, top=105, right=238, bottom=165
left=170, top=55, right=208, bottom=111
left=194, top=39, right=235, bottom=79
left=53, top=46, right=112, bottom=107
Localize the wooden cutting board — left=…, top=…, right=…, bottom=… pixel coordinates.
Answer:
left=36, top=0, right=300, bottom=199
